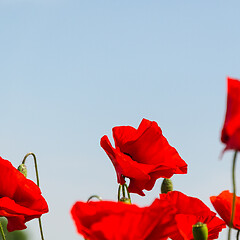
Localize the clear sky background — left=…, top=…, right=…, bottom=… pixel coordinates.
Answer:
left=0, top=1, right=240, bottom=239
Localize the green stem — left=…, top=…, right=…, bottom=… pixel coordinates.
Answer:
left=87, top=195, right=102, bottom=202
left=124, top=184, right=131, bottom=202
left=228, top=151, right=238, bottom=240
left=0, top=222, right=6, bottom=240
left=38, top=218, right=44, bottom=240
left=237, top=230, right=240, bottom=240
left=118, top=185, right=122, bottom=201
left=22, top=152, right=44, bottom=240
left=22, top=152, right=40, bottom=186
left=122, top=184, right=126, bottom=198
left=117, top=184, right=131, bottom=203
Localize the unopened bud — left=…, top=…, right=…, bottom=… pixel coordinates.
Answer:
left=18, top=164, right=27, bottom=177
left=192, top=222, right=208, bottom=240
left=119, top=197, right=131, bottom=204
left=161, top=178, right=173, bottom=194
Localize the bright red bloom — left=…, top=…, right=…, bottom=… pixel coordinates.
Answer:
left=0, top=156, right=48, bottom=232
left=159, top=191, right=226, bottom=240
left=210, top=190, right=240, bottom=230
left=221, top=77, right=240, bottom=151
left=71, top=199, right=176, bottom=240
left=100, top=119, right=187, bottom=196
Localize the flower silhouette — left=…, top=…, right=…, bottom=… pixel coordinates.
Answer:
left=100, top=118, right=187, bottom=196
left=221, top=77, right=240, bottom=151
left=0, top=156, right=48, bottom=232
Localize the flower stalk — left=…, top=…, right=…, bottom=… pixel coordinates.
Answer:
left=118, top=184, right=131, bottom=203
left=87, top=195, right=102, bottom=202
left=228, top=151, right=238, bottom=240
left=22, top=152, right=40, bottom=186
left=0, top=222, right=6, bottom=240
left=22, top=152, right=44, bottom=240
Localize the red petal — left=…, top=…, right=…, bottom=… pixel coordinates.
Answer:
left=71, top=199, right=177, bottom=240
left=221, top=77, right=240, bottom=151
left=101, top=119, right=187, bottom=195
left=0, top=156, right=48, bottom=231
left=160, top=191, right=226, bottom=240
left=210, top=190, right=240, bottom=230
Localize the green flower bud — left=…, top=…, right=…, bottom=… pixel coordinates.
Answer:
left=119, top=197, right=131, bottom=204
left=161, top=178, right=173, bottom=194
left=192, top=222, right=208, bottom=240
left=17, top=164, right=27, bottom=177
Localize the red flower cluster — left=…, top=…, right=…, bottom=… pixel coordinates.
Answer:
left=71, top=199, right=176, bottom=240
left=159, top=191, right=226, bottom=240
left=0, top=156, right=48, bottom=232
left=100, top=119, right=187, bottom=196
left=71, top=191, right=226, bottom=240
left=221, top=77, right=240, bottom=151
left=211, top=190, right=240, bottom=230
left=70, top=75, right=240, bottom=240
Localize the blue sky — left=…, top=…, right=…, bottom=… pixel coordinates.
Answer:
left=0, top=1, right=240, bottom=239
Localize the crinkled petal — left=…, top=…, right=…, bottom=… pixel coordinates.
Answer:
left=101, top=119, right=187, bottom=195
left=71, top=199, right=177, bottom=240
left=0, top=156, right=48, bottom=231
left=210, top=190, right=240, bottom=230
left=160, top=191, right=226, bottom=240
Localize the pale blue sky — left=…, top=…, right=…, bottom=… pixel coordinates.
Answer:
left=0, top=1, right=240, bottom=239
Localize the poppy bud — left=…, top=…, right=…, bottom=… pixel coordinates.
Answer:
left=119, top=197, right=131, bottom=204
left=192, top=222, right=208, bottom=240
left=161, top=178, right=173, bottom=193
left=17, top=164, right=27, bottom=177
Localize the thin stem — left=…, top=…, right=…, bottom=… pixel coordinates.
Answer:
left=87, top=195, right=102, bottom=202
left=22, top=152, right=39, bottom=186
left=118, top=185, right=122, bottom=201
left=0, top=222, right=6, bottom=240
left=22, top=152, right=44, bottom=240
left=38, top=218, right=44, bottom=240
left=122, top=184, right=126, bottom=198
left=228, top=151, right=238, bottom=240
left=117, top=184, right=131, bottom=203
left=237, top=230, right=240, bottom=240
left=124, top=184, right=131, bottom=203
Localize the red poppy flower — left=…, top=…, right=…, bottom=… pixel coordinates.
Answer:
left=159, top=191, right=226, bottom=240
left=0, top=156, right=48, bottom=232
left=71, top=198, right=176, bottom=240
left=100, top=118, right=187, bottom=196
left=221, top=77, right=240, bottom=151
left=210, top=190, right=240, bottom=230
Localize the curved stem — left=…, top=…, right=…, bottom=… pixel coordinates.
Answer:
left=0, top=222, right=6, bottom=240
left=22, top=152, right=39, bottom=186
left=87, top=195, right=102, bottom=202
left=228, top=151, right=238, bottom=240
left=237, top=230, right=240, bottom=240
left=22, top=152, right=44, bottom=240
